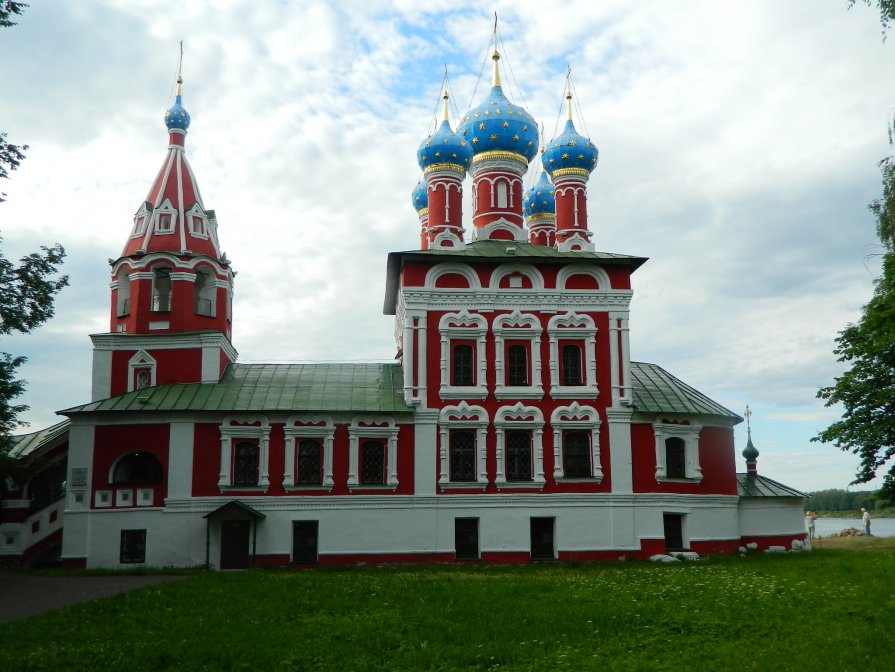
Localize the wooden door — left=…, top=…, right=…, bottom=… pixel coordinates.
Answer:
left=220, top=520, right=250, bottom=569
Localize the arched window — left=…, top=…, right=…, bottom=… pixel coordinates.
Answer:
left=233, top=442, right=259, bottom=486
left=453, top=343, right=474, bottom=386
left=561, top=344, right=583, bottom=386
left=507, top=344, right=528, bottom=386
left=194, top=268, right=215, bottom=317
left=665, top=438, right=686, bottom=479
left=506, top=431, right=532, bottom=481
left=112, top=452, right=163, bottom=484
left=152, top=266, right=172, bottom=312
left=360, top=440, right=385, bottom=485
left=117, top=269, right=131, bottom=317
left=496, top=181, right=509, bottom=208
left=563, top=431, right=590, bottom=477
left=297, top=439, right=323, bottom=486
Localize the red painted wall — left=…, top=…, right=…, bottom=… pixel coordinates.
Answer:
left=93, top=424, right=170, bottom=507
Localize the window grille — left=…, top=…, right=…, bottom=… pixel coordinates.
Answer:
left=233, top=442, right=259, bottom=486
left=506, top=431, right=532, bottom=481
left=563, top=431, right=590, bottom=477
left=360, top=441, right=385, bottom=485
left=561, top=344, right=583, bottom=386
left=507, top=345, right=528, bottom=386
left=449, top=431, right=476, bottom=482
left=453, top=344, right=474, bottom=386
left=297, top=440, right=323, bottom=486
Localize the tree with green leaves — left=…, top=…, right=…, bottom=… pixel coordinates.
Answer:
left=0, top=0, right=68, bottom=495
left=814, top=114, right=895, bottom=504
left=848, top=0, right=895, bottom=37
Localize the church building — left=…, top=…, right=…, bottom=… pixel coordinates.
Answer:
left=2, top=39, right=807, bottom=569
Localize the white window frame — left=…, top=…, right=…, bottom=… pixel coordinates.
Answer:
left=653, top=418, right=703, bottom=483
left=494, top=403, right=545, bottom=488
left=548, top=312, right=599, bottom=399
left=283, top=415, right=334, bottom=490
left=347, top=417, right=399, bottom=489
left=550, top=402, right=603, bottom=482
left=186, top=204, right=209, bottom=238
left=154, top=200, right=177, bottom=234
left=438, top=402, right=489, bottom=489
left=131, top=204, right=150, bottom=238
left=493, top=310, right=543, bottom=399
left=439, top=310, right=488, bottom=400
left=218, top=415, right=271, bottom=491
left=127, top=350, right=157, bottom=392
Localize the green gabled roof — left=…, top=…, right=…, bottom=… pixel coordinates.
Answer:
left=630, top=362, right=742, bottom=421
left=737, top=473, right=807, bottom=498
left=60, top=363, right=412, bottom=416
left=10, top=419, right=71, bottom=459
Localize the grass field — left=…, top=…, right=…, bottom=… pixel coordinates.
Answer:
left=2, top=540, right=894, bottom=671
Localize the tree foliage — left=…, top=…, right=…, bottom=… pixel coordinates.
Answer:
left=0, top=2, right=28, bottom=203
left=804, top=488, right=885, bottom=512
left=848, top=0, right=895, bottom=37
left=0, top=1, right=27, bottom=28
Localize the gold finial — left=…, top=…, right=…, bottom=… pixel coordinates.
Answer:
left=176, top=41, right=184, bottom=98
left=442, top=90, right=450, bottom=122
left=176, top=75, right=183, bottom=98
left=565, top=66, right=573, bottom=121
left=492, top=12, right=501, bottom=88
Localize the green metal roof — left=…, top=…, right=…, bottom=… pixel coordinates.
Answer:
left=629, top=362, right=742, bottom=420
left=384, top=241, right=648, bottom=314
left=10, top=419, right=71, bottom=459
left=60, top=363, right=412, bottom=416
left=737, top=473, right=807, bottom=498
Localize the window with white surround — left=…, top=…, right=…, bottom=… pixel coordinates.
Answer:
left=551, top=403, right=603, bottom=481
left=283, top=416, right=334, bottom=489
left=187, top=205, right=208, bottom=237
left=439, top=310, right=488, bottom=399
left=116, top=268, right=132, bottom=317
left=548, top=312, right=598, bottom=399
left=493, top=311, right=543, bottom=399
left=120, top=529, right=146, bottom=564
left=154, top=201, right=176, bottom=234
left=151, top=266, right=173, bottom=312
left=494, top=403, right=545, bottom=487
left=653, top=419, right=703, bottom=482
left=127, top=351, right=157, bottom=392
left=218, top=416, right=271, bottom=490
left=438, top=402, right=489, bottom=488
left=347, top=417, right=399, bottom=489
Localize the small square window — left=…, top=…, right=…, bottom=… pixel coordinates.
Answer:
left=189, top=215, right=207, bottom=236
left=156, top=213, right=174, bottom=233
left=120, top=529, right=147, bottom=564
left=508, top=275, right=523, bottom=288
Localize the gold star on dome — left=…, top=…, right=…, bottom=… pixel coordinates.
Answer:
left=549, top=158, right=555, bottom=164
left=460, top=141, right=467, bottom=146
left=490, top=134, right=498, bottom=140
left=434, top=151, right=441, bottom=158
left=484, top=111, right=491, bottom=116
left=536, top=191, right=542, bottom=196
left=522, top=125, right=528, bottom=132
left=512, top=134, right=519, bottom=141
left=479, top=123, right=486, bottom=130
left=474, top=113, right=480, bottom=118
left=473, top=137, right=479, bottom=144
left=568, top=141, right=577, bottom=146
left=451, top=153, right=457, bottom=159
left=562, top=153, right=569, bottom=159
left=592, top=157, right=597, bottom=164
left=426, top=140, right=432, bottom=147
left=495, top=109, right=502, bottom=114
left=578, top=154, right=584, bottom=160
left=502, top=121, right=509, bottom=128
left=422, top=156, right=428, bottom=162
left=542, top=200, right=549, bottom=206
left=527, top=141, right=533, bottom=146
left=549, top=191, right=554, bottom=196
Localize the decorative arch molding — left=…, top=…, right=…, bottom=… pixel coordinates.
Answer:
left=489, top=264, right=546, bottom=291
left=556, top=264, right=612, bottom=291
left=283, top=415, right=335, bottom=489
left=112, top=253, right=231, bottom=279
left=430, top=229, right=467, bottom=250
left=347, top=416, right=400, bottom=488
left=556, top=232, right=595, bottom=253
left=492, top=310, right=543, bottom=400
left=472, top=217, right=527, bottom=242
left=107, top=450, right=164, bottom=485
left=547, top=311, right=599, bottom=399
left=425, top=263, right=481, bottom=290
left=127, top=350, right=157, bottom=392
left=438, top=402, right=489, bottom=487
left=439, top=310, right=488, bottom=400
left=550, top=402, right=603, bottom=482
left=218, top=415, right=271, bottom=491
left=653, top=417, right=703, bottom=483
left=494, top=403, right=545, bottom=487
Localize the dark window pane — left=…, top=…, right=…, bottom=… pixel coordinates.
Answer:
left=562, top=344, right=583, bottom=386
left=113, top=452, right=163, bottom=485
left=233, top=442, right=258, bottom=486
left=450, top=430, right=476, bottom=482
left=563, top=431, right=591, bottom=477
left=453, top=344, right=474, bottom=386
left=120, top=529, right=146, bottom=563
left=455, top=518, right=479, bottom=560
left=506, top=431, right=532, bottom=481
left=507, top=344, right=528, bottom=386
left=293, top=521, right=319, bottom=564
left=361, top=441, right=385, bottom=485
left=298, top=439, right=322, bottom=486
left=28, top=459, right=67, bottom=512
left=665, top=438, right=686, bottom=478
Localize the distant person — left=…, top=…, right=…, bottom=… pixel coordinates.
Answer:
left=861, top=508, right=872, bottom=536
left=805, top=511, right=817, bottom=539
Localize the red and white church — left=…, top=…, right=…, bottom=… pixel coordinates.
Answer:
left=2, top=46, right=806, bottom=569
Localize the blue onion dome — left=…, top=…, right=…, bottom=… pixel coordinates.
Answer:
left=457, top=50, right=538, bottom=163
left=543, top=92, right=598, bottom=178
left=412, top=179, right=429, bottom=214
left=524, top=166, right=555, bottom=219
left=417, top=93, right=473, bottom=175
left=164, top=75, right=191, bottom=132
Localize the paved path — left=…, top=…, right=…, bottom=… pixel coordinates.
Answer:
left=0, top=571, right=185, bottom=624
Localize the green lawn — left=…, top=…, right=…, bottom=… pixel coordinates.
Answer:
left=3, top=544, right=894, bottom=671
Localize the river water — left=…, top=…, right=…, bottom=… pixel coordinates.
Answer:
left=811, top=517, right=895, bottom=538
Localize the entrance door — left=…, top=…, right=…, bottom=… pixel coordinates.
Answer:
left=455, top=518, right=479, bottom=560
left=220, top=520, right=250, bottom=569
left=292, top=521, right=319, bottom=564
left=530, top=517, right=555, bottom=560
left=663, top=513, right=685, bottom=551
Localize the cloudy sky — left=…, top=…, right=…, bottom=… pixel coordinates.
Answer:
left=1, top=0, right=892, bottom=493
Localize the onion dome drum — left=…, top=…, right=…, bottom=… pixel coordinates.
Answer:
left=417, top=120, right=472, bottom=175
left=543, top=118, right=598, bottom=178
left=524, top=168, right=555, bottom=219
left=412, top=179, right=429, bottom=213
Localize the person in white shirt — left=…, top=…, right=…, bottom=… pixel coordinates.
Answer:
left=861, top=507, right=872, bottom=536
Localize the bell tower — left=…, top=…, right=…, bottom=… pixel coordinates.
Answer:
left=91, top=74, right=237, bottom=401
